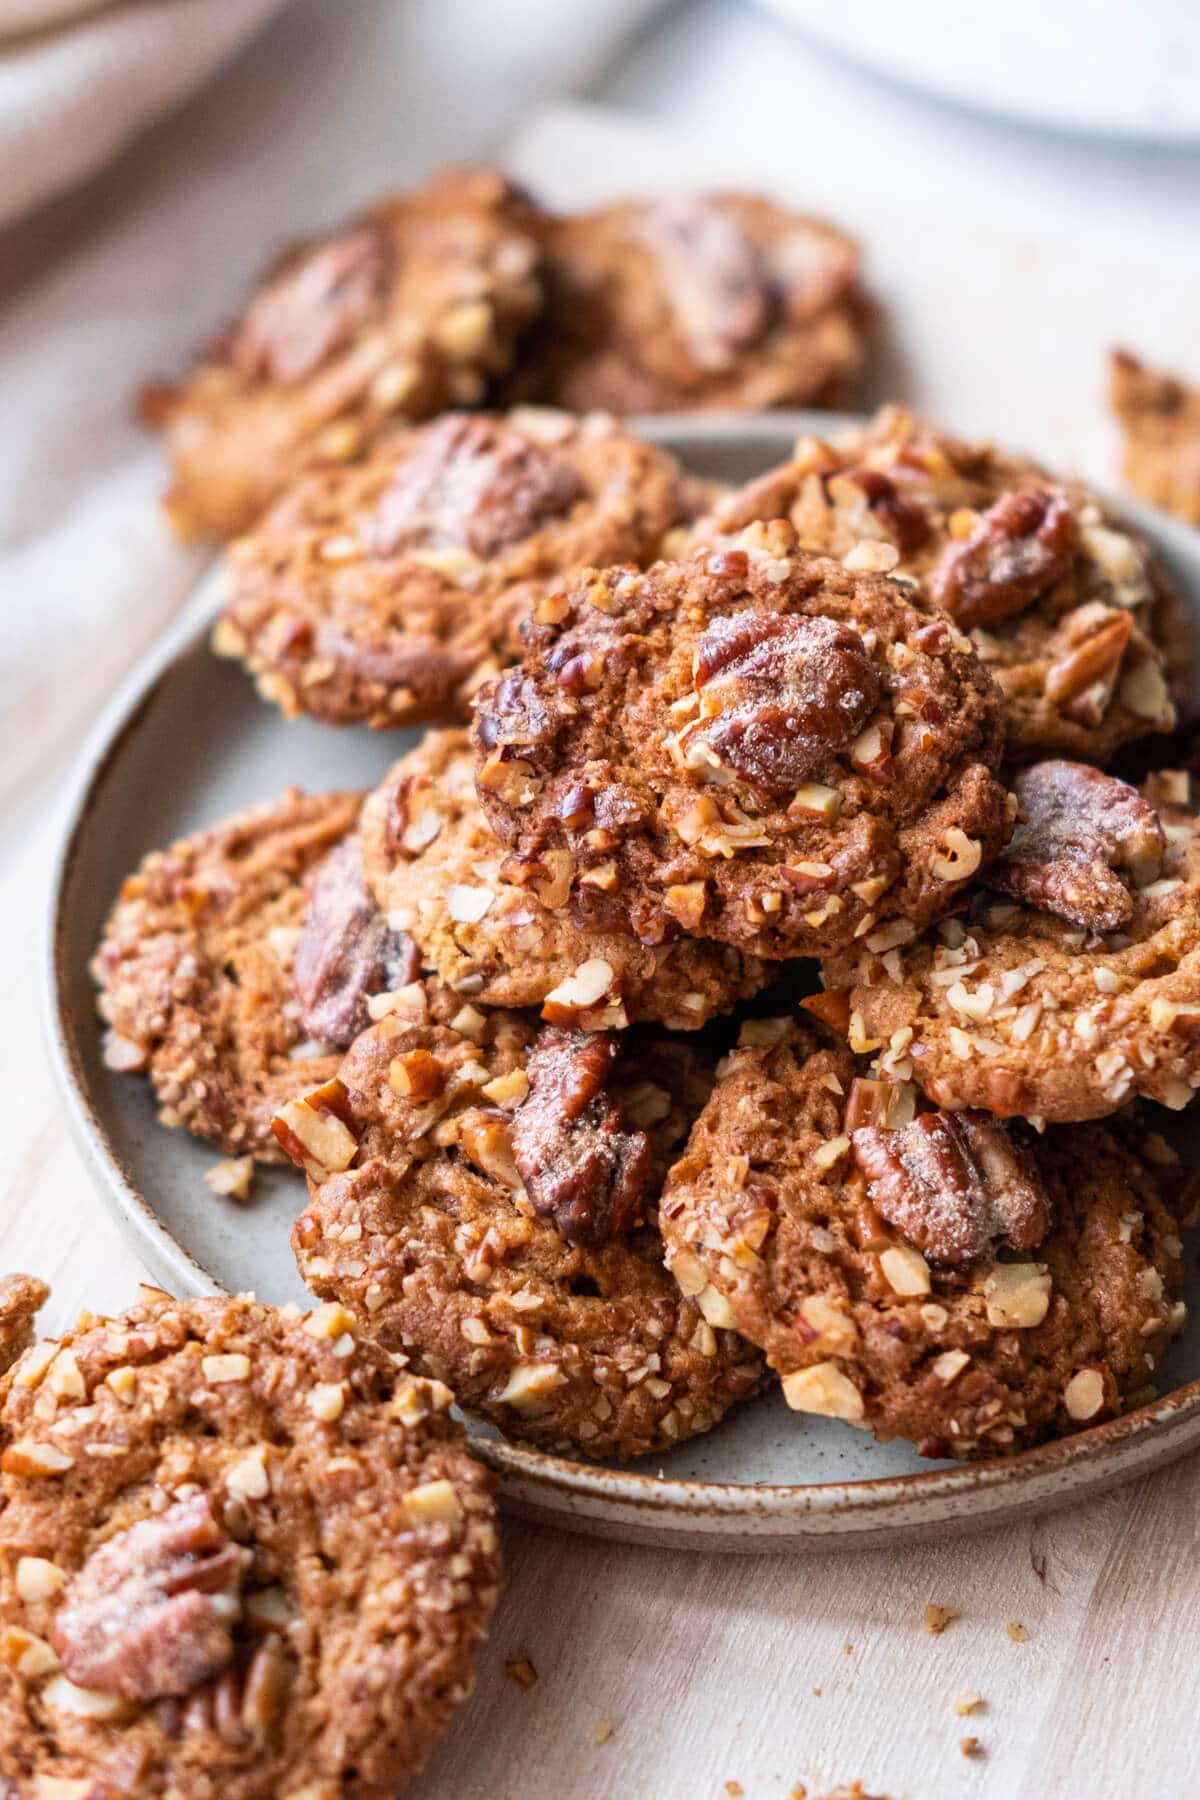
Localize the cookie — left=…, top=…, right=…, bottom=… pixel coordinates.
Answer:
left=507, top=192, right=871, bottom=415
left=0, top=1287, right=499, bottom=1798
left=660, top=1019, right=1188, bottom=1457
left=285, top=992, right=761, bottom=1458
left=472, top=520, right=1009, bottom=960
left=821, top=763, right=1200, bottom=1123
left=147, top=166, right=544, bottom=540
left=0, top=1277, right=48, bottom=1381
left=93, top=792, right=415, bottom=1159
left=1110, top=349, right=1200, bottom=528
left=360, top=729, right=767, bottom=1030
left=698, top=405, right=1182, bottom=763
left=213, top=409, right=689, bottom=728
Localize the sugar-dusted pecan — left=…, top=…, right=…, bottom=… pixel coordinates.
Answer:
left=685, top=612, right=879, bottom=794
left=293, top=837, right=419, bottom=1046
left=511, top=1028, right=651, bottom=1246
left=640, top=198, right=770, bottom=370
left=371, top=415, right=585, bottom=559
left=930, top=488, right=1074, bottom=628
left=52, top=1493, right=247, bottom=1702
left=851, top=1110, right=1052, bottom=1268
left=231, top=225, right=388, bottom=385
left=988, top=760, right=1164, bottom=933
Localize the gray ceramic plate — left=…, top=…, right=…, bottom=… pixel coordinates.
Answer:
left=46, top=414, right=1200, bottom=1551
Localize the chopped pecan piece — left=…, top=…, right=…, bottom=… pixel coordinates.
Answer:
left=988, top=760, right=1164, bottom=933
left=293, top=837, right=419, bottom=1046
left=685, top=613, right=879, bottom=794
left=52, top=1493, right=246, bottom=1702
left=510, top=1029, right=651, bottom=1246
left=640, top=198, right=769, bottom=370
left=372, top=415, right=585, bottom=558
left=852, top=1110, right=1052, bottom=1268
left=1044, top=604, right=1133, bottom=725
left=930, top=488, right=1074, bottom=628
left=231, top=225, right=388, bottom=385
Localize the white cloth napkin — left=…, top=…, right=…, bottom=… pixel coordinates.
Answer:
left=0, top=0, right=292, bottom=229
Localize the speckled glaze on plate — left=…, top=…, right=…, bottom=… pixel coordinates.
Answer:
left=46, top=415, right=1200, bottom=1552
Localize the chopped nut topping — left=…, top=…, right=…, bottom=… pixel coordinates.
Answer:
left=781, top=1361, right=865, bottom=1422
left=511, top=1029, right=651, bottom=1246
left=272, top=1083, right=358, bottom=1180
left=852, top=1111, right=1052, bottom=1267
left=930, top=487, right=1074, bottom=627
left=982, top=1262, right=1052, bottom=1329
left=989, top=761, right=1164, bottom=932
left=51, top=1493, right=245, bottom=1702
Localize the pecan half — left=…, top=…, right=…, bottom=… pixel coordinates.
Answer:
left=851, top=1110, right=1052, bottom=1268
left=231, top=226, right=388, bottom=385
left=372, top=415, right=585, bottom=559
left=930, top=488, right=1074, bottom=628
left=510, top=1029, right=651, bottom=1246
left=1043, top=604, right=1133, bottom=725
left=293, top=837, right=419, bottom=1046
left=686, top=612, right=879, bottom=794
left=988, top=760, right=1164, bottom=933
left=826, top=467, right=931, bottom=555
left=52, top=1494, right=246, bottom=1702
left=640, top=198, right=770, bottom=371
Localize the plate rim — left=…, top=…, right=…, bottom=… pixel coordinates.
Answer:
left=43, top=410, right=1200, bottom=1549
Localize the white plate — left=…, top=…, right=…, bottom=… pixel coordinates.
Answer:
left=46, top=414, right=1200, bottom=1551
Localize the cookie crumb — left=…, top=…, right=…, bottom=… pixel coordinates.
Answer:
left=842, top=1639, right=854, bottom=1655
left=923, top=1603, right=959, bottom=1635
left=725, top=1784, right=744, bottom=1797
left=959, top=1737, right=985, bottom=1759
left=1006, top=1621, right=1029, bottom=1642
left=589, top=1716, right=616, bottom=1746
left=954, top=1691, right=984, bottom=1716
left=505, top=1656, right=538, bottom=1691
left=203, top=1154, right=255, bottom=1202
left=812, top=1685, right=823, bottom=1696
left=790, top=1787, right=808, bottom=1800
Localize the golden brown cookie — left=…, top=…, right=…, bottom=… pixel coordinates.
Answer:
left=0, top=1277, right=48, bottom=1381
left=698, top=405, right=1183, bottom=763
left=660, top=1019, right=1188, bottom=1457
left=360, top=729, right=767, bottom=1029
left=93, top=792, right=415, bottom=1159
left=148, top=167, right=544, bottom=540
left=508, top=192, right=871, bottom=414
left=0, top=1287, right=500, bottom=1798
left=1110, top=349, right=1200, bottom=527
left=213, top=409, right=690, bottom=728
left=472, top=521, right=1009, bottom=959
left=285, top=991, right=761, bottom=1459
left=822, top=765, right=1200, bottom=1123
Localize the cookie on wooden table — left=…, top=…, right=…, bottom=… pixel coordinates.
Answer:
left=697, top=405, right=1184, bottom=763
left=93, top=793, right=416, bottom=1160
left=823, top=763, right=1200, bottom=1123
left=149, top=166, right=544, bottom=540
left=0, top=1287, right=500, bottom=1798
left=360, top=729, right=768, bottom=1029
left=659, top=1019, right=1189, bottom=1458
left=213, top=409, right=690, bottom=729
left=508, top=192, right=872, bottom=415
left=471, top=521, right=1009, bottom=960
left=0, top=1276, right=48, bottom=1380
left=286, top=990, right=762, bottom=1459
left=1110, top=349, right=1200, bottom=528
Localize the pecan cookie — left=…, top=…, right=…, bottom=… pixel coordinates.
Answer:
left=286, top=990, right=761, bottom=1459
left=213, top=409, right=689, bottom=728
left=360, top=729, right=767, bottom=1029
left=94, top=792, right=416, bottom=1159
left=472, top=522, right=1009, bottom=959
left=822, top=764, right=1200, bottom=1123
left=698, top=405, right=1182, bottom=763
left=147, top=166, right=544, bottom=540
left=1110, top=349, right=1200, bottom=528
left=0, top=1287, right=499, bottom=1798
left=508, top=192, right=871, bottom=415
left=0, top=1277, right=48, bottom=1381
left=660, top=1020, right=1188, bottom=1457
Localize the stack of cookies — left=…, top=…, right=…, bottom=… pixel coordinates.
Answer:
left=5, top=161, right=1199, bottom=1797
